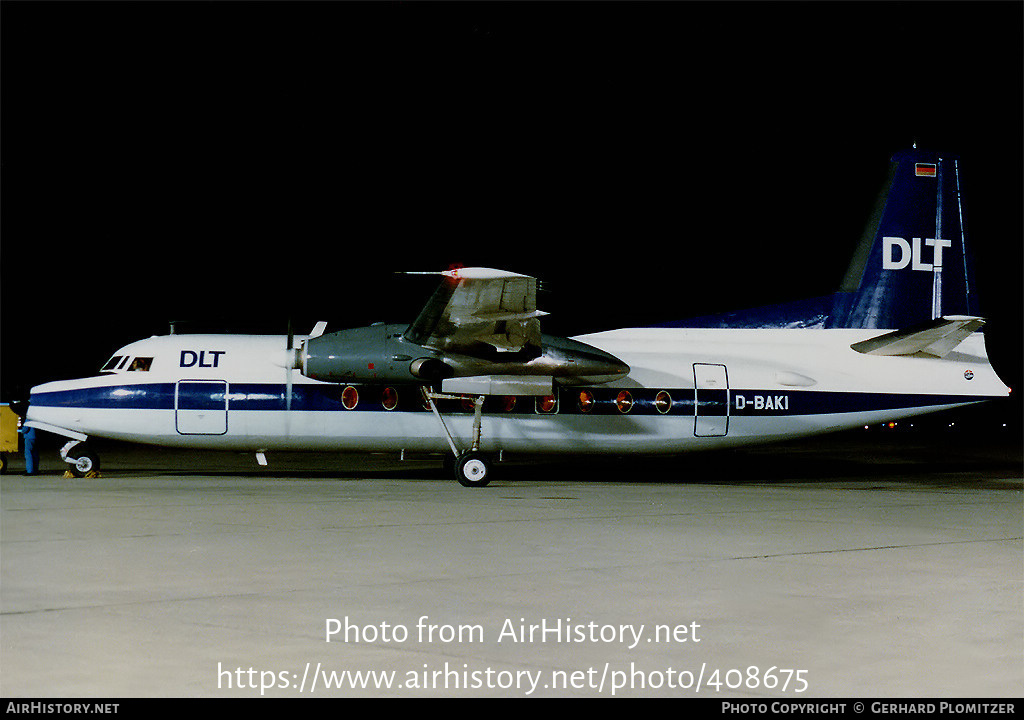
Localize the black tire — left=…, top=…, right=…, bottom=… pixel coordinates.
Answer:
left=0, top=453, right=7, bottom=474
left=67, top=446, right=100, bottom=477
left=455, top=451, right=491, bottom=487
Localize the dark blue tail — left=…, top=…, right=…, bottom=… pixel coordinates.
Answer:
left=664, top=148, right=979, bottom=330
left=829, top=147, right=977, bottom=329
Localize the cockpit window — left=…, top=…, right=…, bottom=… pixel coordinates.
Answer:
left=127, top=357, right=154, bottom=372
left=101, top=356, right=123, bottom=372
left=100, top=355, right=153, bottom=373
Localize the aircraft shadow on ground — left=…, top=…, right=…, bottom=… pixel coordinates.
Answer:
left=20, top=431, right=1018, bottom=488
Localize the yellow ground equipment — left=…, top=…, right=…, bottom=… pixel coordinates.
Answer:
left=0, top=404, right=19, bottom=473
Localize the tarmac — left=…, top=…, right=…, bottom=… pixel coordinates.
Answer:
left=1, top=431, right=1021, bottom=698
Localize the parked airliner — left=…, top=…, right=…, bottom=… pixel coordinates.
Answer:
left=25, top=148, right=1011, bottom=486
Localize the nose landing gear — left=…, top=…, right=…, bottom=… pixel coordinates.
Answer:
left=61, top=440, right=101, bottom=478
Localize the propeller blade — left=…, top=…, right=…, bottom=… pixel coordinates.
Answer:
left=285, top=318, right=293, bottom=414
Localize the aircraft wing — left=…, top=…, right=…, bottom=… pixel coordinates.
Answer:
left=404, top=268, right=547, bottom=355
left=850, top=316, right=986, bottom=357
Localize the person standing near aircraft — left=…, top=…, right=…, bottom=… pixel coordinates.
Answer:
left=18, top=414, right=39, bottom=475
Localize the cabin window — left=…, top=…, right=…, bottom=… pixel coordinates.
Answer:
left=341, top=386, right=359, bottom=410
left=654, top=390, right=673, bottom=414
left=127, top=357, right=153, bottom=372
left=535, top=395, right=558, bottom=414
left=577, top=390, right=595, bottom=413
left=381, top=387, right=398, bottom=411
left=615, top=390, right=633, bottom=414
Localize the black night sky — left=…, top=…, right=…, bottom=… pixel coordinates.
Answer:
left=2, top=1, right=1021, bottom=431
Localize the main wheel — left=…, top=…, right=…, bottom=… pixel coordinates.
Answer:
left=67, top=446, right=100, bottom=477
left=454, top=451, right=491, bottom=487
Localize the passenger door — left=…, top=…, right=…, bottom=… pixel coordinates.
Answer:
left=693, top=363, right=729, bottom=437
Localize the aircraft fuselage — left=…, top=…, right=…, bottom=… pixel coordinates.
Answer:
left=26, top=327, right=1007, bottom=458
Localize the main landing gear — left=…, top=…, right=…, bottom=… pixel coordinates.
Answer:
left=425, top=391, right=494, bottom=487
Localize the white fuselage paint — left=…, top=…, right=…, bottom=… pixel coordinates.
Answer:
left=27, top=328, right=1008, bottom=457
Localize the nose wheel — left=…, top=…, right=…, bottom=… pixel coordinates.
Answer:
left=60, top=440, right=101, bottom=478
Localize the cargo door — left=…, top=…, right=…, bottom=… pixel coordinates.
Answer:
left=693, top=363, right=729, bottom=437
left=176, top=380, right=228, bottom=435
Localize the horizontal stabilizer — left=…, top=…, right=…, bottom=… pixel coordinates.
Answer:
left=442, top=375, right=553, bottom=396
left=850, top=316, right=985, bottom=357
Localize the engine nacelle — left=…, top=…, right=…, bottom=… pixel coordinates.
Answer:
left=300, top=323, right=421, bottom=383
left=300, top=324, right=629, bottom=387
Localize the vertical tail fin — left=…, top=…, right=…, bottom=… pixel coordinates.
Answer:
left=830, top=147, right=977, bottom=329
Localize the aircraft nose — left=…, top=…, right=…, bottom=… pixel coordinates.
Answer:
left=24, top=379, right=76, bottom=419
left=25, top=384, right=50, bottom=421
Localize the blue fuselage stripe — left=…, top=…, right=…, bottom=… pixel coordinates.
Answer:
left=29, top=382, right=984, bottom=417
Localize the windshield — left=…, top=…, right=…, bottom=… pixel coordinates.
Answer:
left=100, top=354, right=153, bottom=373
left=100, top=355, right=128, bottom=372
